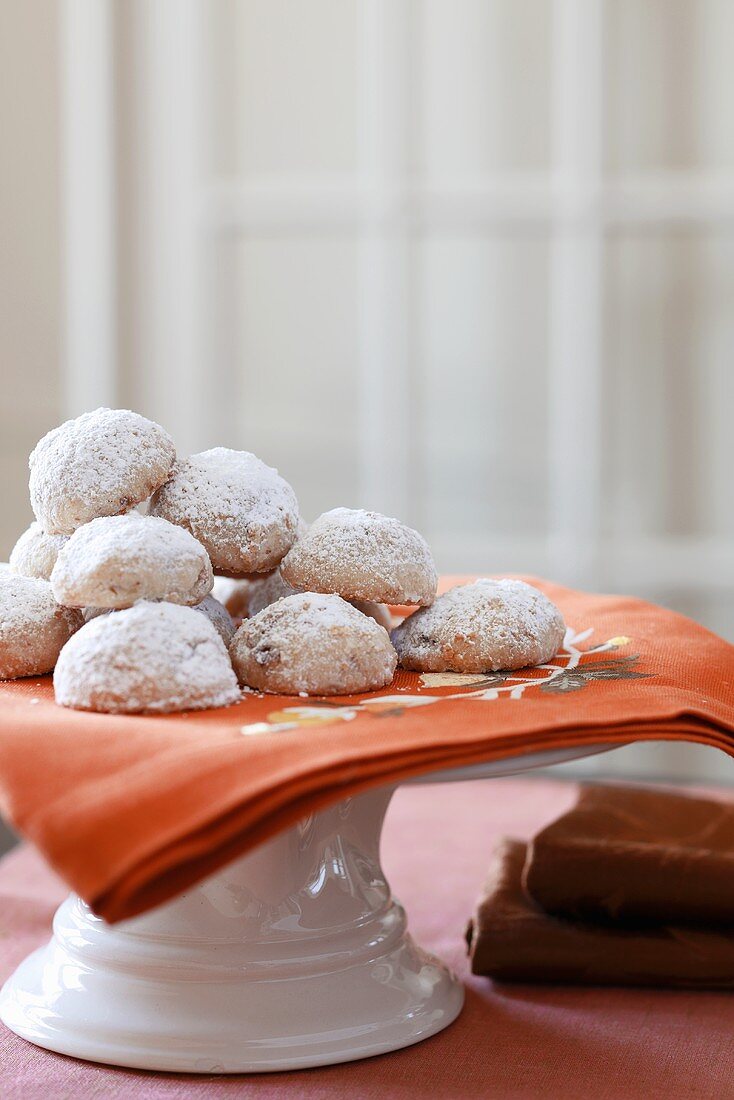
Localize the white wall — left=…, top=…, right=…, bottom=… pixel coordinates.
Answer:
left=0, top=1, right=61, bottom=553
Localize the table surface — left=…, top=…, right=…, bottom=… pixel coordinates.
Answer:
left=1, top=776, right=731, bottom=1100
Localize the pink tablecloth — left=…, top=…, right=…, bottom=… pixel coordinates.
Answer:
left=1, top=777, right=731, bottom=1100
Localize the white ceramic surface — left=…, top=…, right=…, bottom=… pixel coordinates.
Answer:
left=0, top=744, right=611, bottom=1073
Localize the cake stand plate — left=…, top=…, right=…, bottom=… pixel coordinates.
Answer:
left=0, top=744, right=611, bottom=1073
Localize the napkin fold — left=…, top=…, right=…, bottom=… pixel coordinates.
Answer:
left=525, top=785, right=734, bottom=926
left=1, top=576, right=734, bottom=924
left=466, top=837, right=734, bottom=989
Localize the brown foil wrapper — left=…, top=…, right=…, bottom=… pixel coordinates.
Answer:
left=467, top=838, right=734, bottom=989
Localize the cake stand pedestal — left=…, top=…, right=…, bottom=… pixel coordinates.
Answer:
left=0, top=744, right=609, bottom=1073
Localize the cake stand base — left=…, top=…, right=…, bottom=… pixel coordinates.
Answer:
left=0, top=787, right=462, bottom=1073
left=0, top=744, right=610, bottom=1072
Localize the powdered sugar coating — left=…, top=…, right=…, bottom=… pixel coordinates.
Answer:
left=9, top=522, right=68, bottom=580
left=194, top=594, right=236, bottom=645
left=229, top=592, right=397, bottom=696
left=391, top=579, right=566, bottom=673
left=54, top=601, right=240, bottom=713
left=281, top=508, right=437, bottom=606
left=29, top=408, right=176, bottom=535
left=150, top=448, right=299, bottom=575
left=82, top=595, right=235, bottom=646
left=50, top=513, right=213, bottom=609
left=0, top=573, right=84, bottom=679
left=246, top=568, right=392, bottom=630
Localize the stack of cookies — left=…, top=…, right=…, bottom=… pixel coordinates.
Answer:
left=0, top=407, right=565, bottom=714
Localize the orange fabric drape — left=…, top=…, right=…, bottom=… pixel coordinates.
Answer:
left=1, top=576, right=733, bottom=923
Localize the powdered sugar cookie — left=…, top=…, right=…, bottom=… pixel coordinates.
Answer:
left=245, top=568, right=392, bottom=630
left=51, top=513, right=213, bottom=609
left=229, top=592, right=397, bottom=696
left=0, top=573, right=83, bottom=679
left=150, top=447, right=299, bottom=576
left=54, top=601, right=240, bottom=714
left=81, top=594, right=235, bottom=645
left=391, top=579, right=565, bottom=673
left=29, top=408, right=176, bottom=535
left=9, top=522, right=68, bottom=580
left=281, top=508, right=437, bottom=606
left=194, top=594, right=235, bottom=645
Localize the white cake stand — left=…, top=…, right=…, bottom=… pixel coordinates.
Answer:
left=0, top=744, right=611, bottom=1073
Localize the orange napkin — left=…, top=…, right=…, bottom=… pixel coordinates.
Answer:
left=1, top=576, right=733, bottom=923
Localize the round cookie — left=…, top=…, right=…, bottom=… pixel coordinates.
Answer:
left=149, top=447, right=299, bottom=576
left=80, top=595, right=235, bottom=646
left=29, top=407, right=176, bottom=535
left=9, top=522, right=68, bottom=580
left=281, top=507, right=437, bottom=606
left=0, top=573, right=83, bottom=680
left=229, top=592, right=397, bottom=696
left=54, top=601, right=240, bottom=714
left=246, top=568, right=392, bottom=630
left=50, top=513, right=213, bottom=609
left=391, top=578, right=566, bottom=673
left=194, top=594, right=236, bottom=646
